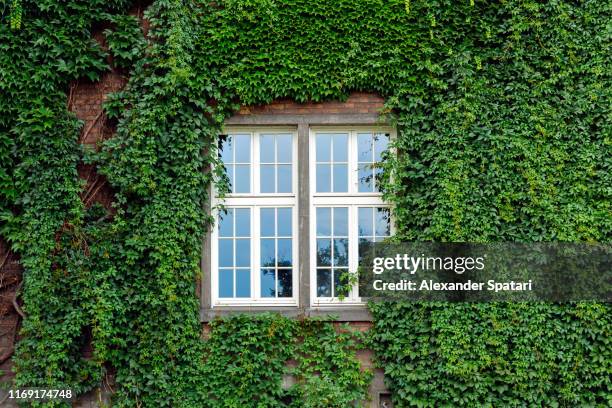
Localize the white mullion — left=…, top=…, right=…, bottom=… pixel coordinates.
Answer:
left=349, top=205, right=359, bottom=300
left=253, top=131, right=259, bottom=195
left=253, top=206, right=260, bottom=301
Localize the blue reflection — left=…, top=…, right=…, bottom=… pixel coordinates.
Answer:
left=316, top=208, right=331, bottom=236
left=316, top=164, right=331, bottom=193
left=375, top=208, right=391, bottom=237
left=358, top=207, right=373, bottom=237
left=333, top=164, right=347, bottom=192
left=260, top=134, right=275, bottom=163
left=219, top=269, right=233, bottom=297
left=234, top=134, right=251, bottom=163
left=234, top=165, right=250, bottom=193
left=218, top=239, right=233, bottom=267
left=277, top=165, right=291, bottom=193
left=332, top=134, right=348, bottom=162
left=260, top=269, right=276, bottom=297
left=234, top=208, right=250, bottom=237
left=317, top=269, right=332, bottom=297
left=260, top=165, right=275, bottom=193
left=277, top=239, right=292, bottom=267
left=260, top=238, right=275, bottom=267
left=219, top=209, right=233, bottom=237
left=316, top=238, right=332, bottom=267
left=333, top=238, right=349, bottom=267
left=235, top=239, right=250, bottom=267
left=358, top=163, right=373, bottom=192
left=235, top=269, right=250, bottom=297
left=358, top=133, right=372, bottom=162
left=277, top=208, right=292, bottom=236
left=316, top=134, right=332, bottom=162
left=374, top=133, right=389, bottom=162
left=260, top=208, right=275, bottom=237
left=277, top=134, right=292, bottom=163
left=333, top=207, right=348, bottom=236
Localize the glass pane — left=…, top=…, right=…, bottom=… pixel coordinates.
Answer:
left=316, top=164, right=331, bottom=193
left=277, top=134, right=292, bottom=163
left=219, top=209, right=233, bottom=237
left=358, top=207, right=373, bottom=237
left=359, top=238, right=374, bottom=261
left=219, top=268, right=233, bottom=297
left=260, top=238, right=275, bottom=267
left=218, top=239, right=233, bottom=267
left=235, top=269, right=250, bottom=297
left=332, top=134, right=348, bottom=162
left=235, top=239, right=250, bottom=267
left=333, top=207, right=348, bottom=236
left=220, top=135, right=233, bottom=163
left=234, top=134, right=250, bottom=163
left=260, top=165, right=275, bottom=193
left=332, top=164, right=347, bottom=192
left=260, top=134, right=275, bottom=163
left=316, top=208, right=331, bottom=236
left=374, top=133, right=389, bottom=162
left=358, top=133, right=372, bottom=162
left=317, top=269, right=332, bottom=297
left=234, top=165, right=250, bottom=193
left=375, top=208, right=391, bottom=236
left=373, top=166, right=383, bottom=193
left=260, top=208, right=275, bottom=237
left=260, top=269, right=276, bottom=298
left=277, top=165, right=291, bottom=193
left=277, top=239, right=292, bottom=267
left=235, top=208, right=250, bottom=237
left=277, top=208, right=292, bottom=236
left=316, top=134, right=332, bottom=162
left=334, top=268, right=349, bottom=297
left=316, top=239, right=332, bottom=266
left=277, top=269, right=292, bottom=297
left=333, top=238, right=349, bottom=267
left=358, top=163, right=374, bottom=192
left=225, top=165, right=234, bottom=193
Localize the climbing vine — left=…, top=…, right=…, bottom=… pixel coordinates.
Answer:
left=1, top=0, right=610, bottom=407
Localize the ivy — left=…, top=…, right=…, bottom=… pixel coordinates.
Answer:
left=1, top=0, right=610, bottom=407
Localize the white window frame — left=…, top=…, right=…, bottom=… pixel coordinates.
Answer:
left=309, top=126, right=394, bottom=307
left=211, top=127, right=299, bottom=307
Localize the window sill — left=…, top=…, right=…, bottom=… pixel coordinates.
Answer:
left=200, top=305, right=372, bottom=322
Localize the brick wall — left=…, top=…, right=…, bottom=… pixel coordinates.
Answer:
left=235, top=92, right=385, bottom=117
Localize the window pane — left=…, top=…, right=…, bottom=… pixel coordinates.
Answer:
left=260, top=165, right=275, bottom=193
left=225, top=165, right=234, bottom=192
left=358, top=133, right=372, bottom=162
left=219, top=269, right=233, bottom=297
left=332, top=164, right=348, bottom=192
left=219, top=239, right=233, bottom=267
left=375, top=208, right=391, bottom=236
left=316, top=134, right=332, bottom=162
left=220, top=135, right=233, bottom=163
left=261, top=238, right=275, bottom=267
left=277, top=164, right=291, bottom=193
left=334, top=268, right=348, bottom=297
left=317, top=269, right=332, bottom=297
left=373, top=166, right=383, bottom=193
left=374, top=133, right=389, bottom=162
left=277, top=269, right=292, bottom=297
left=333, top=238, right=349, bottom=267
left=219, top=209, right=233, bottom=237
left=235, top=239, right=250, bottom=267
left=316, top=164, right=331, bottom=193
left=234, top=164, right=250, bottom=193
left=277, top=208, right=292, bottom=236
left=358, top=207, right=373, bottom=237
left=333, top=207, right=348, bottom=236
left=359, top=237, right=374, bottom=261
left=261, top=269, right=276, bottom=297
left=316, top=208, right=331, bottom=236
left=358, top=163, right=374, bottom=192
left=316, top=239, right=332, bottom=266
left=260, top=134, right=275, bottom=163
left=332, top=134, right=348, bottom=162
left=234, top=134, right=250, bottom=163
left=235, top=208, right=250, bottom=237
left=236, top=269, right=250, bottom=297
left=277, top=134, right=292, bottom=163
left=260, top=208, right=275, bottom=237
left=277, top=238, right=292, bottom=267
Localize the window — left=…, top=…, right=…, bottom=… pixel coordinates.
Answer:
left=211, top=129, right=298, bottom=306
left=210, top=126, right=391, bottom=308
left=310, top=128, right=390, bottom=305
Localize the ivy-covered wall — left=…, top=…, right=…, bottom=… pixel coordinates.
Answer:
left=1, top=0, right=610, bottom=407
